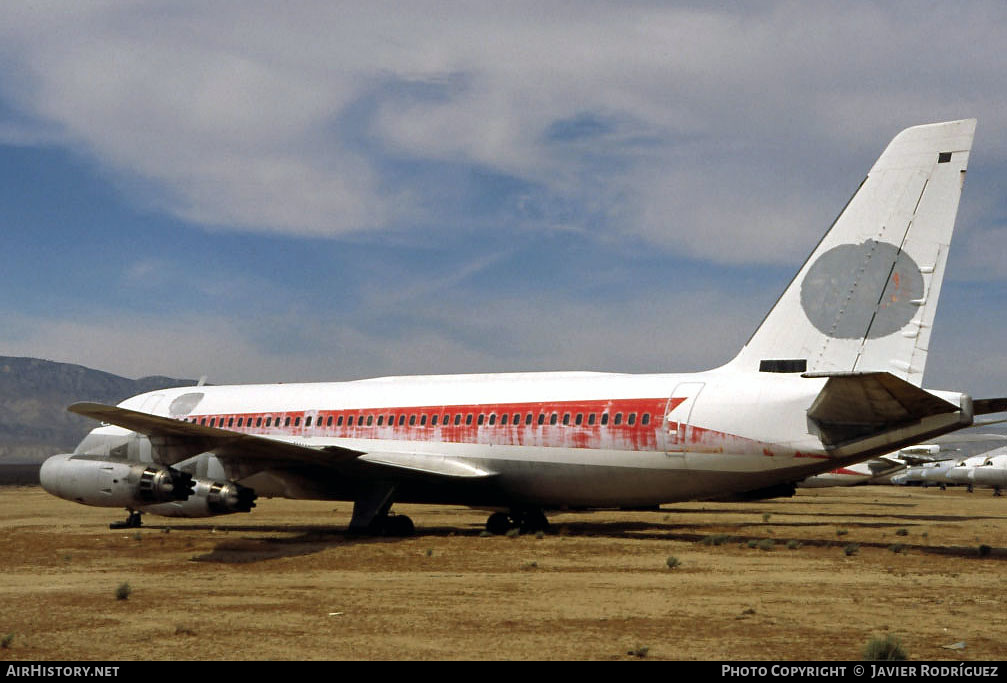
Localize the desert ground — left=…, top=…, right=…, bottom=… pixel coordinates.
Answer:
left=0, top=484, right=1005, bottom=661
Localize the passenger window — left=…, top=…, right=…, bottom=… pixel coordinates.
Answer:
left=514, top=413, right=521, bottom=424
left=431, top=414, right=438, bottom=426
left=466, top=414, right=473, bottom=425
left=538, top=413, right=545, bottom=425
left=227, top=417, right=234, bottom=427
left=562, top=413, right=570, bottom=425
left=420, top=415, right=427, bottom=426
left=337, top=416, right=344, bottom=427
left=237, top=417, right=243, bottom=427
left=399, top=415, right=406, bottom=426
left=285, top=417, right=291, bottom=427
left=366, top=415, right=373, bottom=426
left=377, top=415, right=384, bottom=426
left=358, top=415, right=365, bottom=426
left=257, top=417, right=263, bottom=427
left=550, top=413, right=558, bottom=425
left=601, top=413, right=609, bottom=426
left=614, top=413, right=622, bottom=426
left=265, top=417, right=271, bottom=427
left=526, top=413, right=533, bottom=425
left=642, top=414, right=650, bottom=426
left=488, top=414, right=496, bottom=425
left=294, top=417, right=301, bottom=426
left=588, top=414, right=596, bottom=426
left=478, top=414, right=485, bottom=426
left=575, top=413, right=583, bottom=425
left=327, top=416, right=333, bottom=426
left=409, top=415, right=416, bottom=426
left=500, top=414, right=508, bottom=425
left=455, top=414, right=462, bottom=426
left=628, top=413, right=636, bottom=426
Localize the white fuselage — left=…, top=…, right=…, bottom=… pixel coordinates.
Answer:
left=75, top=367, right=963, bottom=508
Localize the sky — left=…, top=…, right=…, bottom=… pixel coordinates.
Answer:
left=0, top=1, right=1004, bottom=399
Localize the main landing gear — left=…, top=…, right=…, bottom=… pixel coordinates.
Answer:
left=485, top=509, right=550, bottom=535
left=110, top=509, right=143, bottom=530
left=347, top=483, right=415, bottom=537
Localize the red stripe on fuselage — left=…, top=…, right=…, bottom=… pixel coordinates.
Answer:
left=188, top=397, right=680, bottom=452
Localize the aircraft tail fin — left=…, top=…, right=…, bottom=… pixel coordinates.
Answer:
left=727, top=119, right=976, bottom=386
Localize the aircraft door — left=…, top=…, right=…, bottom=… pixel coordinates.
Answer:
left=664, top=382, right=705, bottom=456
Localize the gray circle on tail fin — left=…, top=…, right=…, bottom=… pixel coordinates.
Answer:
left=800, top=240, right=924, bottom=339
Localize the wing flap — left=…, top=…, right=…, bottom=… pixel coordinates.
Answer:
left=357, top=452, right=497, bottom=479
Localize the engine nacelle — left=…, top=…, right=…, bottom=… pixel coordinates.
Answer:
left=40, top=454, right=194, bottom=508
left=142, top=479, right=257, bottom=518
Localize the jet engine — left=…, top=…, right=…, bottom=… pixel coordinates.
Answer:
left=39, top=454, right=194, bottom=508
left=142, top=478, right=257, bottom=517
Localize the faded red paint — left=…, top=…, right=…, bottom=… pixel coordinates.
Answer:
left=189, top=397, right=670, bottom=451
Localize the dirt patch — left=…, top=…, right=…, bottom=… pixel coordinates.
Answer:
left=1, top=485, right=1005, bottom=660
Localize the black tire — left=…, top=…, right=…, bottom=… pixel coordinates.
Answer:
left=384, top=514, right=415, bottom=537
left=486, top=512, right=512, bottom=535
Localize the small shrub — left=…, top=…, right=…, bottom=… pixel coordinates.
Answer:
left=836, top=528, right=849, bottom=537
left=174, top=624, right=195, bottom=636
left=627, top=645, right=650, bottom=658
left=746, top=539, right=759, bottom=549
left=762, top=512, right=771, bottom=523
left=425, top=548, right=433, bottom=557
left=115, top=582, right=132, bottom=601
left=862, top=633, right=907, bottom=660
left=978, top=544, right=992, bottom=557
left=700, top=534, right=731, bottom=546
left=888, top=544, right=905, bottom=554
left=1, top=633, right=13, bottom=649
left=505, top=527, right=521, bottom=538
left=786, top=540, right=801, bottom=550
left=757, top=539, right=775, bottom=551
left=844, top=543, right=860, bottom=557
left=895, top=528, right=909, bottom=537
left=665, top=555, right=681, bottom=569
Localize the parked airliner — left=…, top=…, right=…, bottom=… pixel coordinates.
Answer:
left=40, top=119, right=1005, bottom=535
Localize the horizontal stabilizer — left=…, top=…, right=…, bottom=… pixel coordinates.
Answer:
left=974, top=398, right=1007, bottom=415
left=805, top=372, right=960, bottom=447
left=68, top=402, right=363, bottom=466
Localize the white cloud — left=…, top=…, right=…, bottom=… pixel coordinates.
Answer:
left=0, top=2, right=1004, bottom=262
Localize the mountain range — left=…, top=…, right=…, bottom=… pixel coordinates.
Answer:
left=0, top=356, right=195, bottom=465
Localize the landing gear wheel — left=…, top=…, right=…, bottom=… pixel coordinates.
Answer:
left=520, top=509, right=550, bottom=534
left=110, top=510, right=142, bottom=530
left=383, top=514, right=415, bottom=537
left=486, top=512, right=512, bottom=535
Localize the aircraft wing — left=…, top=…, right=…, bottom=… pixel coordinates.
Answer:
left=68, top=402, right=495, bottom=480
left=70, top=402, right=364, bottom=467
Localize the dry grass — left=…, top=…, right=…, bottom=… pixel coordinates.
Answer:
left=0, top=485, right=1005, bottom=661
